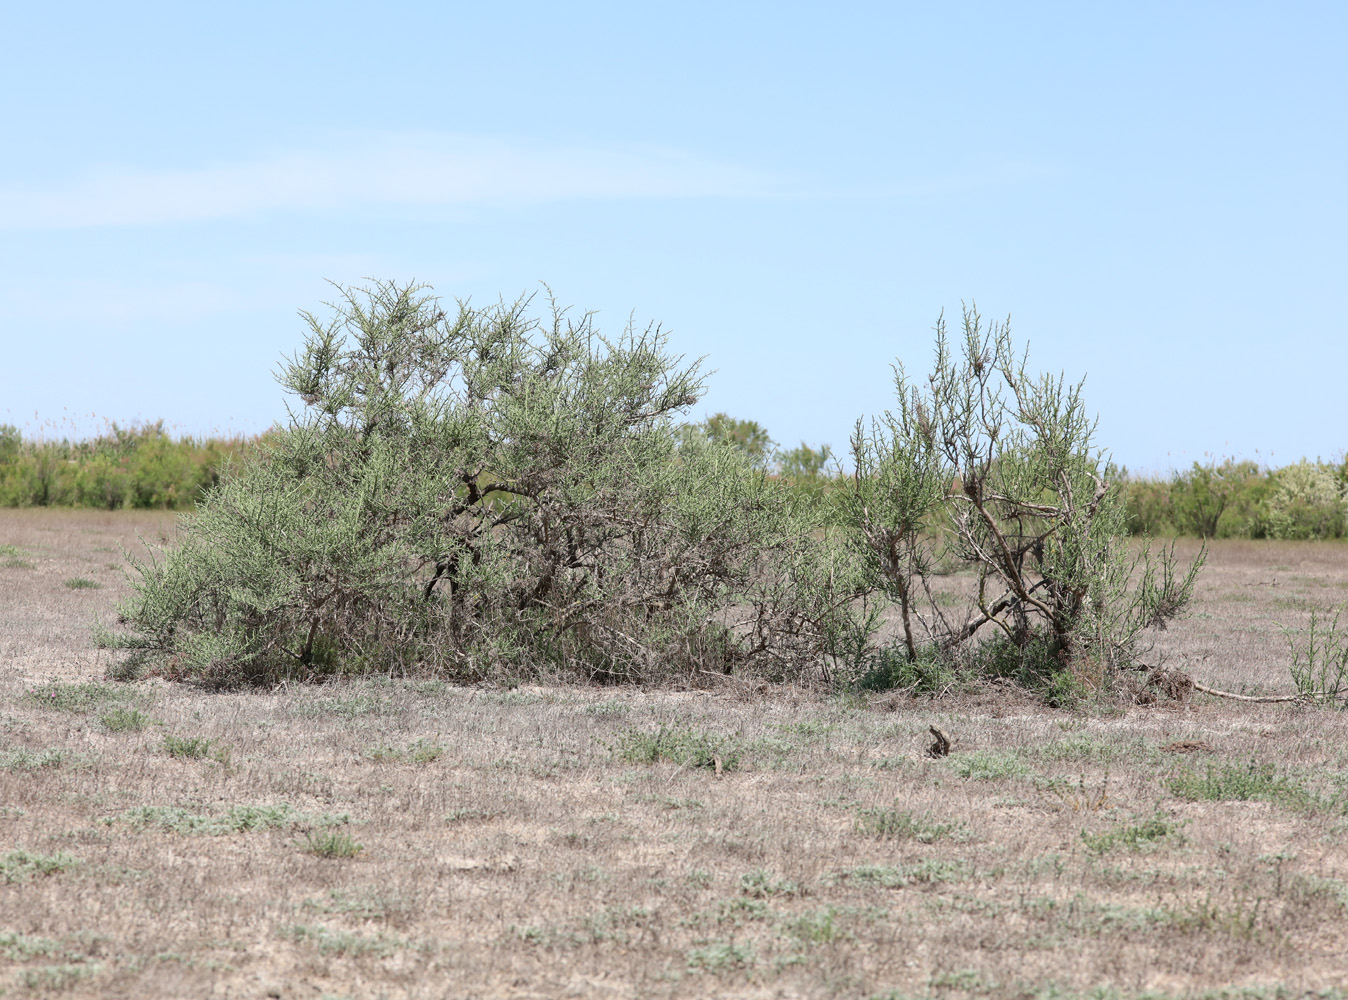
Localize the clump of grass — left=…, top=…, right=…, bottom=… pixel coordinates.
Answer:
left=614, top=725, right=741, bottom=771
left=953, top=750, right=1031, bottom=781
left=108, top=803, right=348, bottom=836
left=23, top=681, right=134, bottom=714
left=0, top=849, right=80, bottom=883
left=365, top=738, right=444, bottom=764
left=303, top=828, right=363, bottom=859
left=0, top=931, right=66, bottom=962
left=829, top=859, right=969, bottom=888
left=1081, top=813, right=1186, bottom=854
left=854, top=806, right=962, bottom=842
left=1168, top=761, right=1315, bottom=809
left=100, top=707, right=148, bottom=732
left=64, top=577, right=101, bottom=589
left=279, top=923, right=397, bottom=956
left=686, top=940, right=755, bottom=972
left=163, top=734, right=212, bottom=759
left=20, top=964, right=100, bottom=992
left=444, top=808, right=498, bottom=824
left=0, top=747, right=78, bottom=771
left=783, top=906, right=848, bottom=946
left=739, top=869, right=800, bottom=897
left=1, top=544, right=35, bottom=569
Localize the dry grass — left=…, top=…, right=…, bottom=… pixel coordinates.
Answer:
left=3, top=510, right=1348, bottom=999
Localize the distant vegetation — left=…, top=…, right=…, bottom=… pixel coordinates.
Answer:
left=2, top=422, right=1343, bottom=542
left=0, top=422, right=262, bottom=510
left=1120, top=457, right=1348, bottom=540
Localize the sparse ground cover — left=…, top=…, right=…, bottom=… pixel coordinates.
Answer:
left=2, top=511, right=1348, bottom=998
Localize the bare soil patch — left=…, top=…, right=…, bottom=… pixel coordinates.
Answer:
left=2, top=512, right=1347, bottom=999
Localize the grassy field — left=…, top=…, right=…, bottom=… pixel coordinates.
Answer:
left=2, top=510, right=1347, bottom=999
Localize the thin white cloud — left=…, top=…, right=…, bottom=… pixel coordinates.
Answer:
left=0, top=133, right=789, bottom=229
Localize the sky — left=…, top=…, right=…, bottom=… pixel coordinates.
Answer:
left=2, top=2, right=1344, bottom=475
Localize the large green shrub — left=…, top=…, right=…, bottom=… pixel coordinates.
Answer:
left=111, top=282, right=860, bottom=685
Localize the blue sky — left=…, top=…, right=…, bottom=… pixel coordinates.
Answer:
left=2, top=2, right=1344, bottom=474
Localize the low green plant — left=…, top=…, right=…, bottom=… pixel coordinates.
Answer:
left=783, top=906, right=847, bottom=946
left=686, top=940, right=755, bottom=972
left=1169, top=761, right=1314, bottom=808
left=0, top=931, right=66, bottom=962
left=614, top=725, right=741, bottom=771
left=64, top=576, right=101, bottom=589
left=0, top=543, right=35, bottom=569
left=163, top=734, right=212, bottom=759
left=0, top=747, right=77, bottom=770
left=107, top=803, right=347, bottom=836
left=366, top=738, right=444, bottom=764
left=739, top=869, right=800, bottom=897
left=854, top=645, right=957, bottom=695
left=0, top=849, right=80, bottom=883
left=1081, top=813, right=1186, bottom=854
left=1284, top=605, right=1348, bottom=704
left=23, top=681, right=134, bottom=713
left=854, top=806, right=961, bottom=842
left=953, top=750, right=1030, bottom=781
left=303, top=828, right=363, bottom=859
left=280, top=923, right=396, bottom=956
left=19, top=964, right=99, bottom=992
left=830, top=859, right=968, bottom=887
left=100, top=707, right=148, bottom=732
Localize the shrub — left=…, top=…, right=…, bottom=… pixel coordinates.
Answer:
left=1258, top=460, right=1347, bottom=540
left=111, top=282, right=859, bottom=685
left=841, top=305, right=1203, bottom=691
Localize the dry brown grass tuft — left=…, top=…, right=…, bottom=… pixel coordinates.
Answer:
left=3, top=512, right=1348, bottom=998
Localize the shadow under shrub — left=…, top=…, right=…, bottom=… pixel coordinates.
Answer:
left=110, top=281, right=861, bottom=686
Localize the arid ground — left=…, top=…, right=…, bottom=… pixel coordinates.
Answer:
left=2, top=510, right=1347, bottom=999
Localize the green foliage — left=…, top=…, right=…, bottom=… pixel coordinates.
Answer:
left=163, top=735, right=212, bottom=759
left=23, top=681, right=135, bottom=713
left=113, top=281, right=855, bottom=686
left=1081, top=813, right=1185, bottom=854
left=840, top=305, right=1204, bottom=695
left=854, top=806, right=962, bottom=842
left=1284, top=605, right=1348, bottom=704
left=776, top=441, right=834, bottom=481
left=303, top=828, right=363, bottom=859
left=1168, top=761, right=1314, bottom=808
left=700, top=413, right=773, bottom=466
left=830, top=859, right=968, bottom=887
left=64, top=576, right=100, bottom=589
left=0, top=849, right=79, bottom=883
left=614, top=725, right=741, bottom=770
left=739, top=869, right=800, bottom=897
left=853, top=645, right=955, bottom=695
left=1259, top=459, right=1348, bottom=540
left=365, top=738, right=444, bottom=764
left=99, top=707, right=148, bottom=732
left=107, top=803, right=347, bottom=836
left=280, top=923, right=398, bottom=956
left=953, top=750, right=1030, bottom=781
left=1120, top=456, right=1347, bottom=540
left=0, top=420, right=260, bottom=510
left=1169, top=459, right=1265, bottom=538
left=686, top=940, right=755, bottom=972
